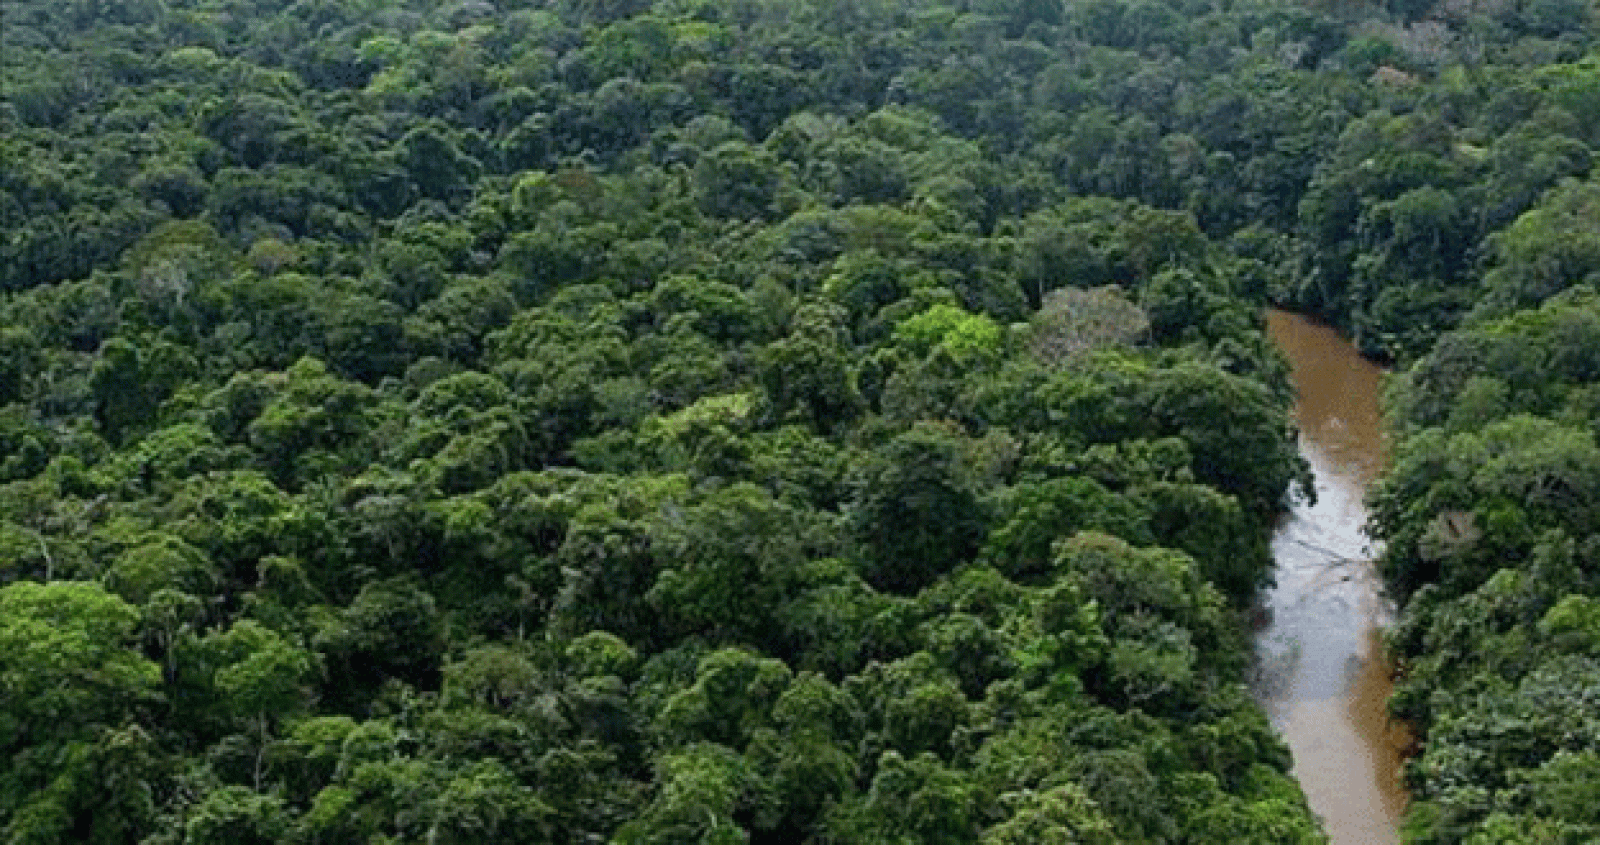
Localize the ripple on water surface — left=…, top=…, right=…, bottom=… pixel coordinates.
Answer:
left=1255, top=310, right=1411, bottom=845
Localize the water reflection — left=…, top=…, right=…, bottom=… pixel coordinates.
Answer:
left=1255, top=310, right=1410, bottom=845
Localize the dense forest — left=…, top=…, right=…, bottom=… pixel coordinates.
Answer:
left=0, top=0, right=1595, bottom=842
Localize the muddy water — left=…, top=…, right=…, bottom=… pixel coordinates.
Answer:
left=1254, top=310, right=1410, bottom=844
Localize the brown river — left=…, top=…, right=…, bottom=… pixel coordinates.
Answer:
left=1254, top=310, right=1411, bottom=844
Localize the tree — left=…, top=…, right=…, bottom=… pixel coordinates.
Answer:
left=1135, top=361, right=1309, bottom=516
left=91, top=338, right=155, bottom=444
left=0, top=581, right=158, bottom=749
left=105, top=534, right=217, bottom=606
left=756, top=301, right=864, bottom=431
left=853, top=423, right=987, bottom=595
left=656, top=648, right=792, bottom=750
left=1, top=581, right=161, bottom=844
left=982, top=784, right=1118, bottom=845
left=982, top=476, right=1153, bottom=581
left=1372, top=415, right=1600, bottom=599
left=425, top=761, right=556, bottom=844
left=246, top=356, right=381, bottom=489
left=1479, top=177, right=1600, bottom=315
left=315, top=577, right=445, bottom=703
left=205, top=619, right=317, bottom=726
left=613, top=744, right=760, bottom=845
left=1138, top=480, right=1271, bottom=603
left=645, top=483, right=807, bottom=646
left=1029, top=286, right=1150, bottom=366
left=0, top=326, right=41, bottom=406
left=826, top=751, right=978, bottom=844
left=181, top=787, right=291, bottom=845
left=894, top=302, right=1004, bottom=366
left=547, top=475, right=687, bottom=642
left=397, top=124, right=480, bottom=203
left=1052, top=531, right=1235, bottom=708
left=694, top=141, right=783, bottom=221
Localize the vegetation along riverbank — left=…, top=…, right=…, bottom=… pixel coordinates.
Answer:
left=2, top=0, right=1596, bottom=842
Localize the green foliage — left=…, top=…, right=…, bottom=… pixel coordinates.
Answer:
left=315, top=577, right=445, bottom=701
left=1375, top=281, right=1600, bottom=840
left=205, top=620, right=318, bottom=725
left=894, top=302, right=1004, bottom=365
left=980, top=784, right=1118, bottom=845
left=1479, top=175, right=1600, bottom=316
left=0, top=582, right=161, bottom=843
left=182, top=786, right=291, bottom=845
left=694, top=142, right=785, bottom=221
left=0, top=581, right=158, bottom=747
left=1136, top=361, right=1312, bottom=515
left=37, top=0, right=1600, bottom=837
left=757, top=301, right=864, bottom=431
left=645, top=483, right=807, bottom=645
left=615, top=744, right=758, bottom=845
left=105, top=534, right=217, bottom=605
left=853, top=423, right=988, bottom=595
left=983, top=475, right=1154, bottom=581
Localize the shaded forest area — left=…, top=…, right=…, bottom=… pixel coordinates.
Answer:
left=0, top=0, right=1596, bottom=842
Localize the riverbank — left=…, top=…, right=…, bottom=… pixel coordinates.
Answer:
left=1255, top=310, right=1411, bottom=844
